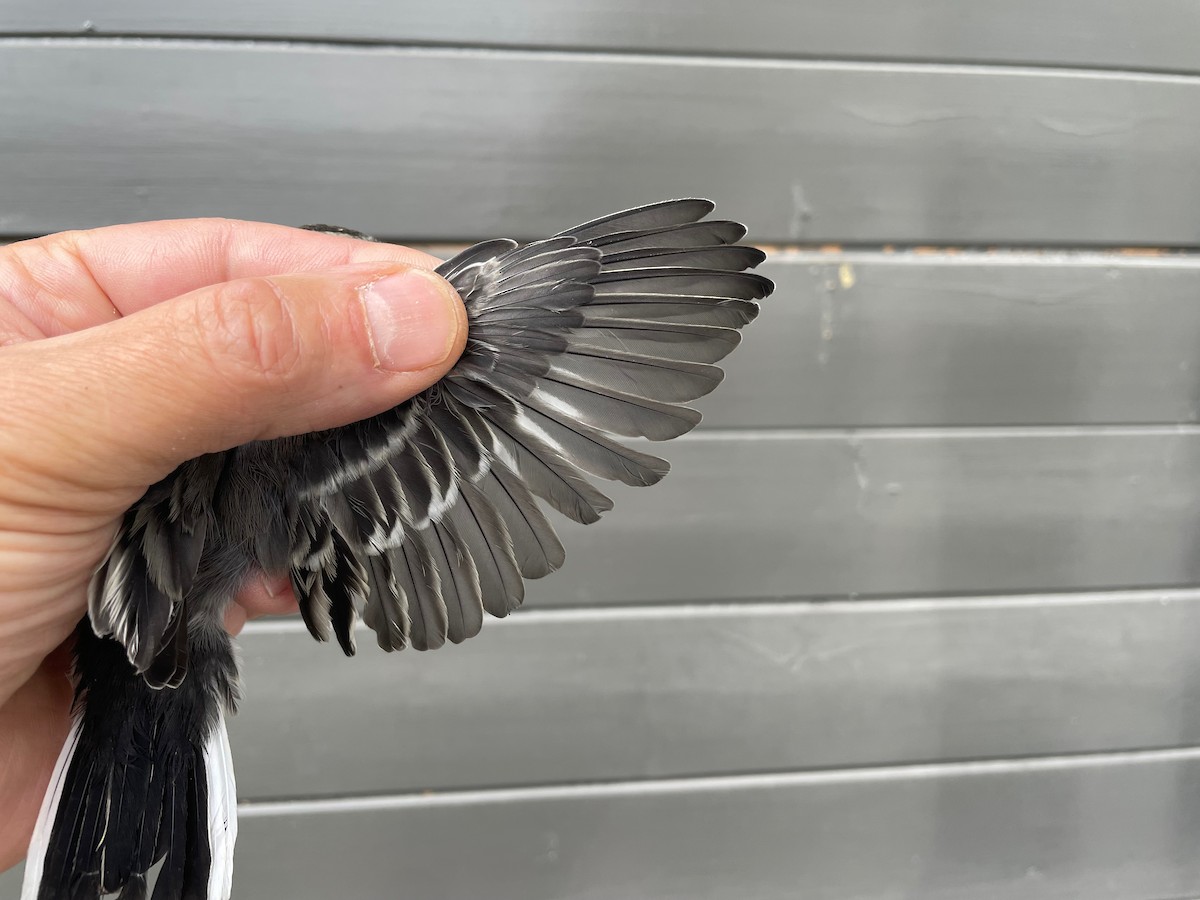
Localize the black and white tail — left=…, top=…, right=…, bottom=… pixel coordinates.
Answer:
left=22, top=625, right=237, bottom=900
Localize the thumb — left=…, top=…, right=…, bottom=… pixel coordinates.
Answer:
left=1, top=262, right=467, bottom=493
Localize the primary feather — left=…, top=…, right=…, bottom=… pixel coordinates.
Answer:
left=26, top=199, right=772, bottom=900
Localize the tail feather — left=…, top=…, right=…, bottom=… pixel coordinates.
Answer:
left=204, top=716, right=237, bottom=900
left=21, top=717, right=81, bottom=899
left=22, top=627, right=237, bottom=900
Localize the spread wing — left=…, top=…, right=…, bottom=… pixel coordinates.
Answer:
left=288, top=199, right=772, bottom=654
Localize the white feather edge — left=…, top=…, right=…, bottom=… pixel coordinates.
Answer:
left=21, top=716, right=82, bottom=900
left=205, top=713, right=238, bottom=900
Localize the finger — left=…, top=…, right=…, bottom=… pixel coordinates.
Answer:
left=223, top=605, right=248, bottom=637
left=225, top=574, right=298, bottom=635
left=0, top=259, right=467, bottom=494
left=235, top=573, right=298, bottom=619
left=0, top=219, right=444, bottom=339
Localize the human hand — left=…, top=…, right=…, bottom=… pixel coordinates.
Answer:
left=0, top=219, right=466, bottom=871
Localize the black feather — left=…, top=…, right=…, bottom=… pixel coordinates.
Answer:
left=143, top=608, right=188, bottom=690
left=179, top=764, right=211, bottom=900
left=36, top=625, right=234, bottom=900
left=327, top=528, right=367, bottom=656
left=118, top=874, right=148, bottom=900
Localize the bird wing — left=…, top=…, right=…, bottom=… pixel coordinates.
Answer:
left=287, top=199, right=772, bottom=654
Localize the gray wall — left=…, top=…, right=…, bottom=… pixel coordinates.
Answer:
left=4, top=3, right=1200, bottom=898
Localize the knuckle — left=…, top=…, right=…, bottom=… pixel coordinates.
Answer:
left=190, top=278, right=306, bottom=387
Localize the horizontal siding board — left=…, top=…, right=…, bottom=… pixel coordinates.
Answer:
left=715, top=252, right=1200, bottom=429
left=8, top=752, right=1200, bottom=897
left=5, top=249, right=1200, bottom=432
left=4, top=43, right=1200, bottom=244
left=229, top=592, right=1200, bottom=799
left=499, top=430, right=1200, bottom=606
left=5, top=1, right=1200, bottom=74
left=223, top=753, right=1200, bottom=899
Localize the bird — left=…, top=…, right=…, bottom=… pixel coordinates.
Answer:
left=21, top=198, right=772, bottom=900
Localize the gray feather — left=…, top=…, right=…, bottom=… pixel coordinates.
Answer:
left=600, top=244, right=766, bottom=272
left=527, top=370, right=702, bottom=441
left=411, top=418, right=461, bottom=526
left=389, top=446, right=438, bottom=530
left=515, top=402, right=670, bottom=487
left=478, top=400, right=614, bottom=524
left=571, top=317, right=743, bottom=364
left=437, top=238, right=518, bottom=283
left=491, top=254, right=602, bottom=296
left=553, top=344, right=724, bottom=403
left=368, top=462, right=409, bottom=548
left=475, top=464, right=566, bottom=579
left=443, top=479, right=525, bottom=617
left=589, top=219, right=747, bottom=251
left=328, top=473, right=389, bottom=554
left=363, top=553, right=409, bottom=651
left=423, top=522, right=483, bottom=644
left=583, top=297, right=759, bottom=329
left=560, top=198, right=715, bottom=240
left=592, top=268, right=774, bottom=300
left=474, top=283, right=594, bottom=316
left=490, top=236, right=578, bottom=272
left=390, top=536, right=446, bottom=651
left=427, top=400, right=488, bottom=482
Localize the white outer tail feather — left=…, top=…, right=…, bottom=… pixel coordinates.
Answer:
left=21, top=716, right=82, bottom=899
left=206, top=713, right=238, bottom=900
left=19, top=714, right=238, bottom=900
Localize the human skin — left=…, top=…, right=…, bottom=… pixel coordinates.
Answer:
left=0, top=219, right=467, bottom=871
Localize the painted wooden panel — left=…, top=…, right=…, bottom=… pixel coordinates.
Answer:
left=713, top=251, right=1200, bottom=429
left=7, top=750, right=1200, bottom=897
left=3, top=42, right=1200, bottom=244
left=477, top=429, right=1200, bottom=607
left=5, top=1, right=1200, bottom=75
left=228, top=592, right=1200, bottom=800
left=224, top=750, right=1200, bottom=899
